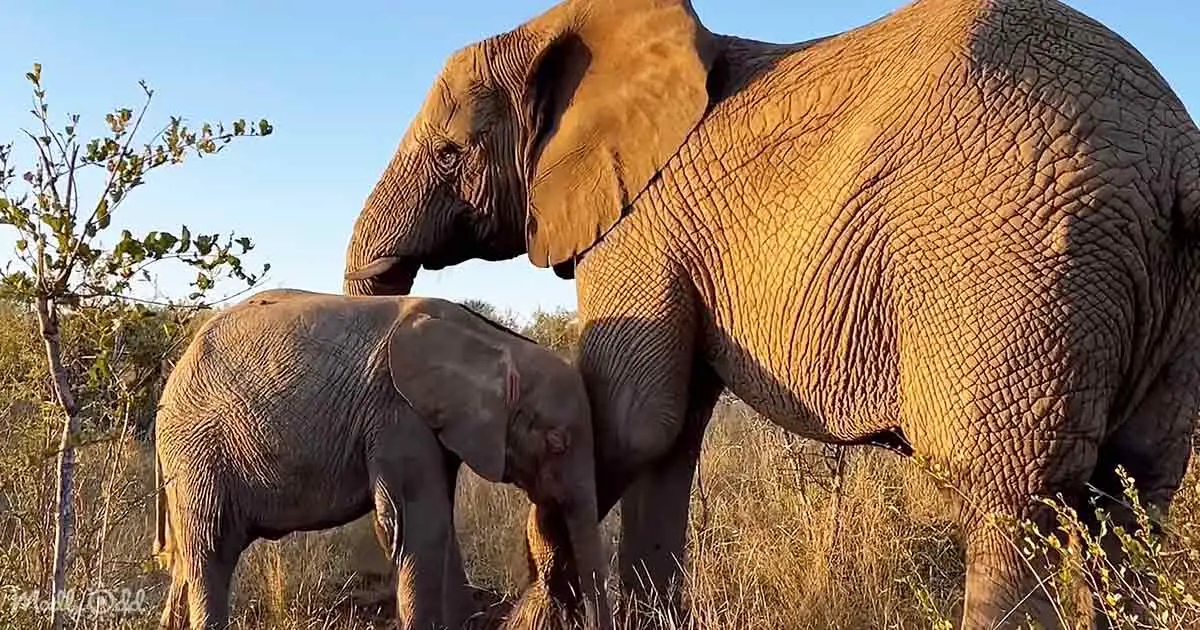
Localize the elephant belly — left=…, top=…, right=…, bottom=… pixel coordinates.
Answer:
left=697, top=232, right=903, bottom=444
left=705, top=319, right=901, bottom=445
left=237, top=446, right=376, bottom=538
left=695, top=181, right=1153, bottom=464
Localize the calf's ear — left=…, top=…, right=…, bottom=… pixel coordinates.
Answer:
left=386, top=312, right=521, bottom=482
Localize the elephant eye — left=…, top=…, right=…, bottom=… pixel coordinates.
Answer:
left=433, top=141, right=462, bottom=170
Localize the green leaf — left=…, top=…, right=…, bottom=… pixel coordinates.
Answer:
left=258, top=119, right=273, bottom=136
left=95, top=198, right=110, bottom=229
left=15, top=239, right=27, bottom=252
left=177, top=225, right=191, bottom=253
left=143, top=231, right=161, bottom=255
left=42, top=213, right=63, bottom=234
left=195, top=234, right=214, bottom=256
left=150, top=232, right=178, bottom=256
left=194, top=271, right=213, bottom=291
left=75, top=242, right=98, bottom=265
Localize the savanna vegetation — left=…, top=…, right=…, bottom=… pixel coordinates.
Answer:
left=4, top=296, right=1200, bottom=630
left=3, top=67, right=1200, bottom=630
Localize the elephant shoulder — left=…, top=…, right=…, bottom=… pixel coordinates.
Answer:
left=391, top=296, right=539, bottom=347
left=394, top=295, right=461, bottom=321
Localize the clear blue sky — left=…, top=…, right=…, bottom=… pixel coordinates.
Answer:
left=2, top=1, right=1196, bottom=318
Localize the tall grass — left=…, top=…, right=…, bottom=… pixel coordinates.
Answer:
left=4, top=400, right=1200, bottom=628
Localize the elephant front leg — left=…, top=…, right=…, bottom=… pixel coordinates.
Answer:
left=373, top=473, right=464, bottom=630
left=616, top=363, right=721, bottom=618
left=439, top=456, right=474, bottom=625
left=370, top=432, right=469, bottom=630
left=510, top=441, right=707, bottom=629
left=570, top=269, right=710, bottom=625
left=506, top=506, right=576, bottom=630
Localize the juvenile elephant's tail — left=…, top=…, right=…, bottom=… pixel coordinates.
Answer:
left=152, top=449, right=173, bottom=571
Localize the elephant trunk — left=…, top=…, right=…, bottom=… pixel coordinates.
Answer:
left=343, top=148, right=426, bottom=296
left=516, top=456, right=612, bottom=630
left=564, top=496, right=611, bottom=630
left=343, top=263, right=418, bottom=296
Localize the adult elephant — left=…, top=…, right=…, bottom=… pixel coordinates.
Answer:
left=343, top=0, right=1200, bottom=627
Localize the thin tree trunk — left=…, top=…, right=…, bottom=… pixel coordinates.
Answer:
left=95, top=401, right=131, bottom=589
left=38, top=296, right=81, bottom=630
left=828, top=444, right=848, bottom=548
left=94, top=327, right=129, bottom=589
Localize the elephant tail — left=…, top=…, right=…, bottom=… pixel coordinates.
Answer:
left=152, top=448, right=174, bottom=571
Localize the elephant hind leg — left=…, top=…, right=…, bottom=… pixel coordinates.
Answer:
left=1081, top=339, right=1200, bottom=627
left=1089, top=333, right=1200, bottom=524
left=179, top=528, right=248, bottom=629
left=960, top=494, right=1080, bottom=630
left=1088, top=388, right=1194, bottom=536
left=169, top=489, right=248, bottom=629
left=952, top=419, right=1107, bottom=630
left=946, top=391, right=1106, bottom=628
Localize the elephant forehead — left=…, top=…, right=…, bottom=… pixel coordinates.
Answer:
left=420, top=46, right=495, bottom=144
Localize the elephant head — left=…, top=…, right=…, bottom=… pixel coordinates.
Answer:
left=343, top=0, right=719, bottom=294
left=387, top=304, right=612, bottom=628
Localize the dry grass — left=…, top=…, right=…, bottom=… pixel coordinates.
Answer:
left=678, top=401, right=965, bottom=629
left=2, top=393, right=1200, bottom=628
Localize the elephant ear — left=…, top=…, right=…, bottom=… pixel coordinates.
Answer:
left=520, top=0, right=717, bottom=273
left=387, top=312, right=520, bottom=483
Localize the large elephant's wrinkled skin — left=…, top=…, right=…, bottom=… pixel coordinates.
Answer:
left=342, top=0, right=1200, bottom=627
left=152, top=290, right=610, bottom=630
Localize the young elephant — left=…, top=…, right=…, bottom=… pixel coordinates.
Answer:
left=152, top=289, right=611, bottom=630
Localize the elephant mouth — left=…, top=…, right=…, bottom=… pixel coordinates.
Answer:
left=344, top=256, right=419, bottom=295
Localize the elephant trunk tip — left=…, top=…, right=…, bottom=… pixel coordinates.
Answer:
left=342, top=256, right=420, bottom=296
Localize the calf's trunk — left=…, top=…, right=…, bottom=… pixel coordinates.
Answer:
left=564, top=497, right=611, bottom=630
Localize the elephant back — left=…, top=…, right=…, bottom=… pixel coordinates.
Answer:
left=158, top=291, right=405, bottom=432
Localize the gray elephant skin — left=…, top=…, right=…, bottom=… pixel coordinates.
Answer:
left=152, top=289, right=612, bottom=630
left=341, top=0, right=1200, bottom=627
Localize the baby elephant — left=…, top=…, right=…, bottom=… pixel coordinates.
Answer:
left=153, top=289, right=611, bottom=630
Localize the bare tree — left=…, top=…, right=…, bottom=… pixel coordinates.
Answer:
left=0, top=63, right=272, bottom=628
